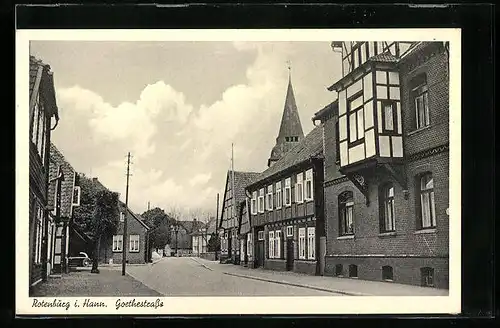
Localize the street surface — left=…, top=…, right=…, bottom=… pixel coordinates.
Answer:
left=127, top=257, right=339, bottom=296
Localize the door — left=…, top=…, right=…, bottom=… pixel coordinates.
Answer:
left=286, top=239, right=294, bottom=271
left=227, top=236, right=232, bottom=260
left=255, top=240, right=264, bottom=268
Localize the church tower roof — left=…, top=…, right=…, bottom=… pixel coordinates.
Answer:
left=267, top=69, right=305, bottom=167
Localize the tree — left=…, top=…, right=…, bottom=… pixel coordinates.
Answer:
left=90, top=189, right=120, bottom=273
left=207, top=232, right=220, bottom=253
left=142, top=207, right=174, bottom=251
left=73, top=174, right=119, bottom=273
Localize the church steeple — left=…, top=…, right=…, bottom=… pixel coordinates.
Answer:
left=267, top=64, right=305, bottom=167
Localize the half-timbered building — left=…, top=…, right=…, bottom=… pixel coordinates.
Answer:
left=29, top=56, right=60, bottom=288
left=219, top=170, right=259, bottom=264
left=314, top=41, right=449, bottom=288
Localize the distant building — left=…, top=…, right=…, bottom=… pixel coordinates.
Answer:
left=29, top=56, right=60, bottom=288
left=169, top=219, right=204, bottom=256
left=191, top=217, right=216, bottom=256
left=314, top=41, right=449, bottom=288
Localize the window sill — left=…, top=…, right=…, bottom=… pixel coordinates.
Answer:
left=129, top=250, right=140, bottom=253
left=407, top=125, right=431, bottom=136
left=383, top=279, right=394, bottom=283
left=349, top=276, right=359, bottom=279
left=414, top=228, right=437, bottom=235
left=112, top=250, right=122, bottom=253
left=378, top=231, right=397, bottom=238
left=337, top=235, right=354, bottom=240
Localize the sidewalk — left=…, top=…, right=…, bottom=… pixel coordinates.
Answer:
left=191, top=257, right=448, bottom=296
left=30, top=267, right=162, bottom=297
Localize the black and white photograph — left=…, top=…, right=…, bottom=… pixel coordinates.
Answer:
left=17, top=29, right=461, bottom=315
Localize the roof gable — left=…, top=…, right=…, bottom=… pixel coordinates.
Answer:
left=48, top=143, right=77, bottom=218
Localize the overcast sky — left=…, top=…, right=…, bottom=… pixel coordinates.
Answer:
left=30, top=41, right=342, bottom=217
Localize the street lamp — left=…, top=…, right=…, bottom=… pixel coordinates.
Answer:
left=170, top=223, right=180, bottom=257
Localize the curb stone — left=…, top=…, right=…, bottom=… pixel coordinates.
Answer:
left=191, top=257, right=369, bottom=296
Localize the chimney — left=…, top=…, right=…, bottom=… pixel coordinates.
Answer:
left=92, top=177, right=98, bottom=183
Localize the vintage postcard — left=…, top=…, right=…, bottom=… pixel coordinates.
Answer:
left=16, top=28, right=461, bottom=315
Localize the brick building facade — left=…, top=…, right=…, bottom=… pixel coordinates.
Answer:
left=314, top=41, right=449, bottom=289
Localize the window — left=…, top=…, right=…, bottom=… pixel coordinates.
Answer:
left=129, top=235, right=140, bottom=252
left=72, top=186, right=81, bottom=206
left=258, top=188, right=265, bottom=213
left=275, top=181, right=282, bottom=209
left=335, top=264, right=343, bottom=277
left=380, top=183, right=396, bottom=232
left=247, top=233, right=252, bottom=256
left=266, top=185, right=273, bottom=211
left=257, top=230, right=264, bottom=241
left=30, top=96, right=47, bottom=161
left=268, top=231, right=275, bottom=258
left=284, top=178, right=291, bottom=206
left=113, top=235, right=123, bottom=252
left=349, top=264, right=358, bottom=278
left=120, top=212, right=125, bottom=222
left=307, top=227, right=315, bottom=260
left=382, top=266, right=394, bottom=281
left=298, top=228, right=306, bottom=259
left=412, top=74, right=430, bottom=130
left=275, top=230, right=281, bottom=258
left=382, top=101, right=397, bottom=133
left=347, top=93, right=364, bottom=144
left=339, top=191, right=354, bottom=236
left=419, top=173, right=436, bottom=229
left=295, top=173, right=304, bottom=203
left=251, top=191, right=257, bottom=215
left=305, top=169, right=314, bottom=201
left=421, top=267, right=435, bottom=287
left=34, top=202, right=44, bottom=264
left=286, top=225, right=293, bottom=237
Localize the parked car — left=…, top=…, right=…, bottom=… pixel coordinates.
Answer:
left=68, top=252, right=92, bottom=267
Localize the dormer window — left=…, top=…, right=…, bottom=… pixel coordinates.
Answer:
left=72, top=186, right=81, bottom=206
left=120, top=212, right=125, bottom=222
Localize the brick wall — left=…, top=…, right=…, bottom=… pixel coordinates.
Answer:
left=99, top=212, right=148, bottom=265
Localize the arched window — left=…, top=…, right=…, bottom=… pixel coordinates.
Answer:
left=338, top=191, right=354, bottom=236
left=411, top=73, right=430, bottom=130
left=418, top=173, right=436, bottom=229
left=349, top=264, right=358, bottom=278
left=335, top=264, right=343, bottom=277
left=421, top=267, right=435, bottom=287
left=379, top=183, right=396, bottom=232
left=382, top=265, right=393, bottom=281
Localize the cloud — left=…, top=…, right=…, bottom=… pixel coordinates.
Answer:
left=52, top=41, right=330, bottom=216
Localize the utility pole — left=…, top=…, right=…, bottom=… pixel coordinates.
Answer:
left=147, top=201, right=150, bottom=211
left=122, top=152, right=131, bottom=276
left=231, top=143, right=236, bottom=263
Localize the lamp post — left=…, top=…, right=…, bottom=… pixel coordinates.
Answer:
left=170, top=223, right=180, bottom=257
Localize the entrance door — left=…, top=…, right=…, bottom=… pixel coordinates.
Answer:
left=227, top=236, right=232, bottom=260
left=255, top=240, right=264, bottom=268
left=286, top=239, right=294, bottom=271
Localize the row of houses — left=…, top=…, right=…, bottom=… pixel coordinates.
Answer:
left=28, top=56, right=152, bottom=291
left=218, top=41, right=450, bottom=289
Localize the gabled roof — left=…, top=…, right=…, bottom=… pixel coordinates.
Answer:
left=268, top=77, right=305, bottom=166
left=179, top=220, right=204, bottom=234
left=247, top=125, right=324, bottom=189
left=219, top=170, right=260, bottom=228
left=29, top=55, right=59, bottom=121
left=312, top=100, right=339, bottom=123
left=48, top=143, right=77, bottom=218
left=89, top=177, right=150, bottom=230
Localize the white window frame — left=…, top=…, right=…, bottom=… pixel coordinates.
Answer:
left=112, top=235, right=123, bottom=252
left=305, top=169, right=314, bottom=201
left=298, top=228, right=306, bottom=259
left=286, top=225, right=293, bottom=237
left=275, top=181, right=282, bottom=209
left=275, top=230, right=281, bottom=258
left=268, top=231, right=275, bottom=259
left=284, top=178, right=292, bottom=207
left=120, top=212, right=125, bottom=222
left=257, top=230, right=264, bottom=241
left=129, top=234, right=140, bottom=252
left=247, top=233, right=252, bottom=257
left=266, top=185, right=273, bottom=211
left=307, top=227, right=315, bottom=260
left=251, top=191, right=257, bottom=215
left=295, top=173, right=304, bottom=203
left=72, top=186, right=81, bottom=206
left=258, top=188, right=265, bottom=213
left=34, top=203, right=44, bottom=264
